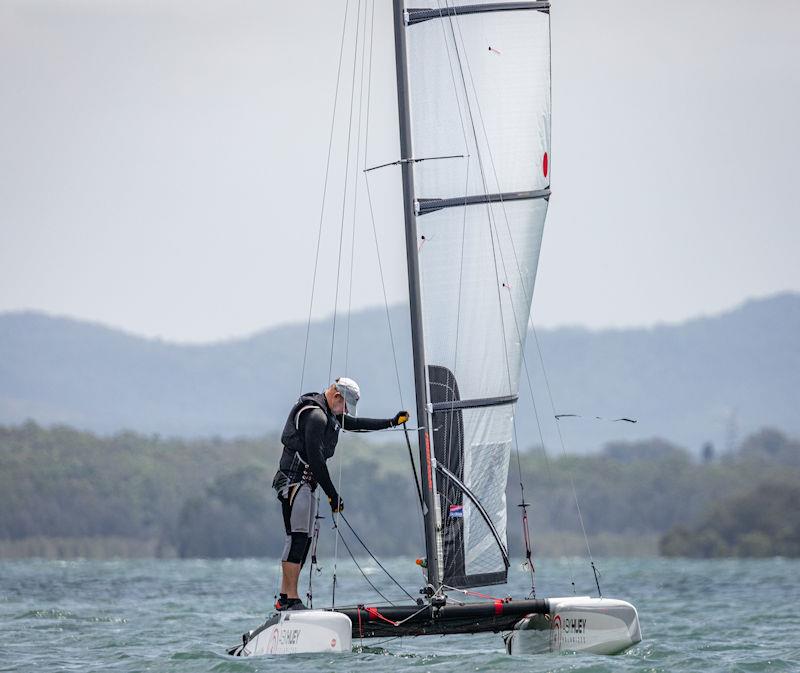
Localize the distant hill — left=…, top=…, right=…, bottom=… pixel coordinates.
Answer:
left=1, top=293, right=798, bottom=453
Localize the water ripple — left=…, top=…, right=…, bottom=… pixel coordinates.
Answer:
left=1, top=558, right=798, bottom=672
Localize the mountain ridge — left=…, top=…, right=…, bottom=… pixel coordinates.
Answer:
left=1, top=292, right=797, bottom=452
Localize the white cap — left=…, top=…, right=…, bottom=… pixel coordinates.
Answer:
left=334, top=377, right=360, bottom=415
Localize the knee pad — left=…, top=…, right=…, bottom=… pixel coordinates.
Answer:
left=286, top=532, right=310, bottom=564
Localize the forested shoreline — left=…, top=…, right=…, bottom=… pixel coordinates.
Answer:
left=1, top=422, right=798, bottom=559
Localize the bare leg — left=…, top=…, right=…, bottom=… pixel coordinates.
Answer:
left=281, top=561, right=302, bottom=599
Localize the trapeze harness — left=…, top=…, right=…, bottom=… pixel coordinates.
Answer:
left=272, top=392, right=340, bottom=503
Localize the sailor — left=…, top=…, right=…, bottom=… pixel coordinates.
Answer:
left=272, top=377, right=409, bottom=610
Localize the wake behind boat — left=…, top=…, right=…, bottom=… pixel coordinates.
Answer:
left=230, top=0, right=640, bottom=657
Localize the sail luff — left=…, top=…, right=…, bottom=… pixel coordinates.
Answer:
left=392, top=0, right=443, bottom=589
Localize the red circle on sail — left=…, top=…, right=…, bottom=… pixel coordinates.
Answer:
left=542, top=152, right=549, bottom=177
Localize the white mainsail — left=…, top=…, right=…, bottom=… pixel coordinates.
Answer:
left=403, top=2, right=551, bottom=588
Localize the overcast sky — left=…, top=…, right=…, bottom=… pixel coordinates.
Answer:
left=1, top=0, right=798, bottom=343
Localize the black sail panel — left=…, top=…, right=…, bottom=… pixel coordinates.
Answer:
left=429, top=365, right=508, bottom=587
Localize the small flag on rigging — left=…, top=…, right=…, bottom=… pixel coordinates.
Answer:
left=449, top=504, right=463, bottom=518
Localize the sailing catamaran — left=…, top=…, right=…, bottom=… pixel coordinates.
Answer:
left=229, top=0, right=640, bottom=656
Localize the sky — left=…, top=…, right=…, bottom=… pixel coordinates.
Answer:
left=1, top=0, right=799, bottom=343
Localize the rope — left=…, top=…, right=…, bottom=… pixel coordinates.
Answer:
left=362, top=0, right=426, bottom=553
left=327, top=0, right=364, bottom=385
left=331, top=455, right=344, bottom=608
left=330, top=0, right=366, bottom=608
left=299, top=0, right=351, bottom=395
left=340, top=513, right=417, bottom=602
left=532, top=324, right=601, bottom=596
left=361, top=0, right=407, bottom=415
left=344, top=0, right=370, bottom=375
left=355, top=603, right=430, bottom=628
left=441, top=584, right=505, bottom=601
left=333, top=519, right=394, bottom=605
left=305, top=501, right=323, bottom=608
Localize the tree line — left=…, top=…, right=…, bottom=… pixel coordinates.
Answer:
left=0, top=421, right=797, bottom=559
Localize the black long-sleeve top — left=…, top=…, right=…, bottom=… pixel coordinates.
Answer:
left=300, top=409, right=392, bottom=500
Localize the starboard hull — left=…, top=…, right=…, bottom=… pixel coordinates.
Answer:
left=504, top=596, right=641, bottom=655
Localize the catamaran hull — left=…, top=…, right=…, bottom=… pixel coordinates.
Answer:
left=227, top=597, right=638, bottom=656
left=505, top=597, right=641, bottom=655
left=227, top=610, right=352, bottom=656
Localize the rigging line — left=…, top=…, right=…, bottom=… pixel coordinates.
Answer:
left=436, top=0, right=501, bottom=420
left=352, top=603, right=430, bottom=627
left=403, top=422, right=425, bottom=515
left=361, top=0, right=403, bottom=410
left=305, top=499, right=323, bottom=608
left=445, top=5, right=552, bottom=452
left=429, top=0, right=475, bottom=534
left=332, top=4, right=364, bottom=606
left=333, top=519, right=396, bottom=605
left=512, top=296, right=578, bottom=589
left=345, top=0, right=370, bottom=376
left=446, top=7, right=574, bottom=592
left=512, top=421, right=536, bottom=597
left=447, top=6, right=582, bottom=592
left=435, top=0, right=472, bottom=395
left=299, top=0, right=351, bottom=395
left=362, top=0, right=376, bottom=167
left=364, top=154, right=466, bottom=172
left=480, top=195, right=547, bottom=591
left=435, top=0, right=471, bottom=151
left=339, top=512, right=417, bottom=602
left=361, top=0, right=423, bottom=545
left=479, top=200, right=546, bottom=595
left=331, top=446, right=346, bottom=609
left=328, top=0, right=364, bottom=385
left=531, top=322, right=599, bottom=594
left=439, top=9, right=473, bottom=443
left=445, top=4, right=514, bottom=402
left=447, top=14, right=521, bottom=586
left=363, top=0, right=427, bottom=553
left=444, top=159, right=470, bottom=456
left=361, top=104, right=406, bottom=407
left=502, top=287, right=579, bottom=588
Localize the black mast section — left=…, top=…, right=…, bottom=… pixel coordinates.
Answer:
left=391, top=0, right=441, bottom=588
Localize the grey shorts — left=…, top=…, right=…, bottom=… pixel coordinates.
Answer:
left=279, top=483, right=317, bottom=562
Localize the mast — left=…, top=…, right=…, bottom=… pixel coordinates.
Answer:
left=391, top=0, right=441, bottom=589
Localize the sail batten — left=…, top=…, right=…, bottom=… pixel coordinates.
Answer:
left=407, top=2, right=550, bottom=26
left=417, top=188, right=550, bottom=215
left=430, top=394, right=517, bottom=411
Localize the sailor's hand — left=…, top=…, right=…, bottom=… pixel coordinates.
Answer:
left=391, top=410, right=410, bottom=427
left=329, top=494, right=344, bottom=513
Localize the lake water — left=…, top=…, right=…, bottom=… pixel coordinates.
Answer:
left=1, top=556, right=798, bottom=672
